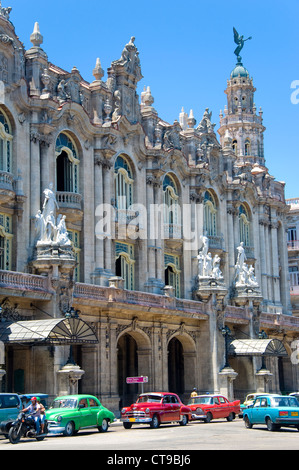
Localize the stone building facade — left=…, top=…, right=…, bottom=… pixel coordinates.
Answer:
left=286, top=198, right=299, bottom=316
left=0, top=5, right=298, bottom=413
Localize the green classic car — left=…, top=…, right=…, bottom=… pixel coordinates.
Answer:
left=46, top=394, right=116, bottom=436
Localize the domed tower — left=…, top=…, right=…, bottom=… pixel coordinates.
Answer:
left=218, top=29, right=265, bottom=166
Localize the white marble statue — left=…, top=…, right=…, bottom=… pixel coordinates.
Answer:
left=42, top=182, right=59, bottom=220
left=35, top=184, right=71, bottom=247
left=197, top=235, right=223, bottom=280
left=234, top=242, right=259, bottom=288
left=236, top=241, right=246, bottom=270
left=56, top=214, right=72, bottom=246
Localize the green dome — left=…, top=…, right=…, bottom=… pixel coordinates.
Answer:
left=231, top=62, right=249, bottom=79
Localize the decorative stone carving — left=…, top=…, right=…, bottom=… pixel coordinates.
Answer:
left=0, top=1, right=12, bottom=21
left=194, top=235, right=227, bottom=302
left=35, top=183, right=72, bottom=248
left=232, top=243, right=262, bottom=306
left=30, top=22, right=43, bottom=48
left=197, top=235, right=223, bottom=280
left=93, top=57, right=104, bottom=81
left=234, top=242, right=258, bottom=288
left=112, top=36, right=142, bottom=82
left=57, top=78, right=71, bottom=103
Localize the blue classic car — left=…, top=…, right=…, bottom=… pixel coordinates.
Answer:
left=243, top=395, right=299, bottom=431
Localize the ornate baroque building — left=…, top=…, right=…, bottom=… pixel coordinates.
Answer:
left=0, top=5, right=298, bottom=412
left=286, top=198, right=299, bottom=316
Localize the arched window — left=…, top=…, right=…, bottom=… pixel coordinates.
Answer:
left=163, top=174, right=179, bottom=226
left=239, top=204, right=250, bottom=246
left=245, top=138, right=251, bottom=156
left=232, top=140, right=238, bottom=155
left=0, top=212, right=12, bottom=270
left=115, top=242, right=135, bottom=290
left=114, top=155, right=134, bottom=210
left=56, top=132, right=79, bottom=193
left=164, top=253, right=181, bottom=297
left=0, top=109, right=12, bottom=173
left=204, top=191, right=217, bottom=237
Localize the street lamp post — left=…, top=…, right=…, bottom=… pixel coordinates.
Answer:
left=221, top=325, right=232, bottom=368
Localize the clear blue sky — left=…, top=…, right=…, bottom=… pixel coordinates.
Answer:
left=6, top=0, right=299, bottom=199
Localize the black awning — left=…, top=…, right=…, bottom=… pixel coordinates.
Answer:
left=0, top=317, right=98, bottom=345
left=228, top=338, right=288, bottom=357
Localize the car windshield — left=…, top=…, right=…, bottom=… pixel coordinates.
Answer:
left=51, top=398, right=78, bottom=409
left=270, top=397, right=299, bottom=407
left=137, top=395, right=162, bottom=403
left=188, top=397, right=212, bottom=405
left=246, top=395, right=255, bottom=401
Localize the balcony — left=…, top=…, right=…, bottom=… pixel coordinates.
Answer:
left=56, top=191, right=83, bottom=222
left=74, top=282, right=208, bottom=319
left=244, top=245, right=255, bottom=259
left=0, top=171, right=15, bottom=203
left=0, top=270, right=52, bottom=300
left=164, top=223, right=182, bottom=239
left=288, top=240, right=299, bottom=252
left=209, top=235, right=224, bottom=252
left=286, top=198, right=299, bottom=209
left=291, top=285, right=299, bottom=297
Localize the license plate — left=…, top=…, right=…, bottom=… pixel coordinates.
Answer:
left=129, top=418, right=135, bottom=422
left=291, top=412, right=298, bottom=416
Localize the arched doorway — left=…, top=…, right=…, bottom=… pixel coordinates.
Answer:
left=117, top=334, right=138, bottom=408
left=117, top=329, right=151, bottom=409
left=167, top=333, right=197, bottom=400
left=168, top=337, right=184, bottom=395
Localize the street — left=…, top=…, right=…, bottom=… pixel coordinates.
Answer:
left=1, top=417, right=299, bottom=452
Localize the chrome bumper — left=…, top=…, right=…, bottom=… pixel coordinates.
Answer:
left=191, top=412, right=207, bottom=420
left=121, top=416, right=152, bottom=423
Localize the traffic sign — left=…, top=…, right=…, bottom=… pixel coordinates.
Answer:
left=126, top=376, right=148, bottom=384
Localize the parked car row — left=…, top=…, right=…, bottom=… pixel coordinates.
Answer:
left=1, top=390, right=299, bottom=443
left=0, top=393, right=116, bottom=442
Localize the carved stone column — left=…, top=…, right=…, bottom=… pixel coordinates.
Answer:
left=218, top=367, right=238, bottom=401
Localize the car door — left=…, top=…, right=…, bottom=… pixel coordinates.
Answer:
left=218, top=396, right=229, bottom=418
left=250, top=398, right=262, bottom=423
left=88, top=397, right=100, bottom=426
left=170, top=395, right=181, bottom=421
left=78, top=398, right=93, bottom=427
left=212, top=397, right=221, bottom=418
left=161, top=396, right=173, bottom=422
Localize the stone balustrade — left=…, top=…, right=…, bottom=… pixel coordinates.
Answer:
left=1, top=270, right=298, bottom=331
left=74, top=282, right=208, bottom=318
left=0, top=270, right=51, bottom=296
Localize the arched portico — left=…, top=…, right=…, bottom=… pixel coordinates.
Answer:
left=117, top=327, right=152, bottom=407
left=167, top=331, right=197, bottom=401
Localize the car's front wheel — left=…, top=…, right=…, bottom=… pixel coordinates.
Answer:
left=98, top=418, right=109, bottom=433
left=63, top=421, right=75, bottom=437
left=123, top=422, right=132, bottom=429
left=150, top=414, right=160, bottom=429
left=244, top=416, right=253, bottom=429
left=204, top=412, right=213, bottom=423
left=179, top=414, right=188, bottom=426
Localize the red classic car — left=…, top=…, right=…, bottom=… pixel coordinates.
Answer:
left=121, top=392, right=192, bottom=429
left=188, top=394, right=241, bottom=422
